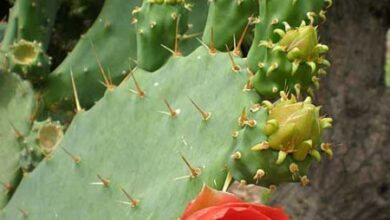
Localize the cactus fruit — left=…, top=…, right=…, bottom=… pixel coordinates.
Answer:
left=7, top=40, right=51, bottom=82
left=247, top=0, right=332, bottom=97
left=134, top=0, right=190, bottom=71
left=0, top=72, right=36, bottom=208
left=202, top=0, right=259, bottom=52
left=250, top=23, right=330, bottom=98
left=227, top=92, right=332, bottom=187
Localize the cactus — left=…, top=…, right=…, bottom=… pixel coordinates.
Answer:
left=247, top=0, right=331, bottom=97
left=0, top=48, right=262, bottom=219
left=42, top=0, right=208, bottom=111
left=0, top=0, right=334, bottom=219
left=227, top=93, right=332, bottom=187
left=1, top=0, right=62, bottom=50
left=0, top=71, right=36, bottom=209
left=202, top=0, right=259, bottom=52
left=7, top=39, right=51, bottom=82
left=133, top=0, right=190, bottom=71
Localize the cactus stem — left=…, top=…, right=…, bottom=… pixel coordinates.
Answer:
left=233, top=19, right=250, bottom=56
left=222, top=172, right=233, bottom=192
left=231, top=151, right=242, bottom=160
left=89, top=40, right=114, bottom=91
left=179, top=153, right=201, bottom=178
left=238, top=107, right=247, bottom=127
left=253, top=169, right=265, bottom=184
left=70, top=69, right=83, bottom=113
left=188, top=98, right=211, bottom=121
left=18, top=208, right=29, bottom=218
left=251, top=142, right=270, bottom=151
left=96, top=175, right=111, bottom=187
left=120, top=188, right=140, bottom=208
left=163, top=99, right=178, bottom=117
left=130, top=72, right=145, bottom=97
left=225, top=45, right=240, bottom=72
left=60, top=147, right=81, bottom=164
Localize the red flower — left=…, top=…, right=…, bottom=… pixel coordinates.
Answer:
left=180, top=185, right=290, bottom=220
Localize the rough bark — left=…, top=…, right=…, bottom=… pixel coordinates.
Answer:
left=271, top=1, right=390, bottom=219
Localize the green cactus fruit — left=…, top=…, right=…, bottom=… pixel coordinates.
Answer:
left=0, top=47, right=263, bottom=220
left=227, top=92, right=332, bottom=187
left=134, top=0, right=190, bottom=71
left=247, top=0, right=331, bottom=73
left=20, top=119, right=64, bottom=172
left=202, top=0, right=259, bottom=53
left=7, top=40, right=51, bottom=82
left=250, top=24, right=330, bottom=98
left=0, top=71, right=36, bottom=209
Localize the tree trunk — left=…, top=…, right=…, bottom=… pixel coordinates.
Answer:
left=271, top=1, right=390, bottom=219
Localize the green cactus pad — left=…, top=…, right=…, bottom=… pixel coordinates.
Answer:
left=42, top=0, right=142, bottom=111
left=134, top=0, right=189, bottom=71
left=202, top=0, right=259, bottom=52
left=0, top=72, right=36, bottom=209
left=0, top=48, right=262, bottom=219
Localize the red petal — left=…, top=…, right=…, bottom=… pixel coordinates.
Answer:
left=184, top=203, right=290, bottom=220
left=180, top=185, right=242, bottom=220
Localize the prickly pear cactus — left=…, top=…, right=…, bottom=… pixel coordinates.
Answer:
left=0, top=0, right=334, bottom=219
left=0, top=48, right=262, bottom=219
left=202, top=0, right=259, bottom=52
left=0, top=72, right=36, bottom=209
left=133, top=0, right=190, bottom=71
